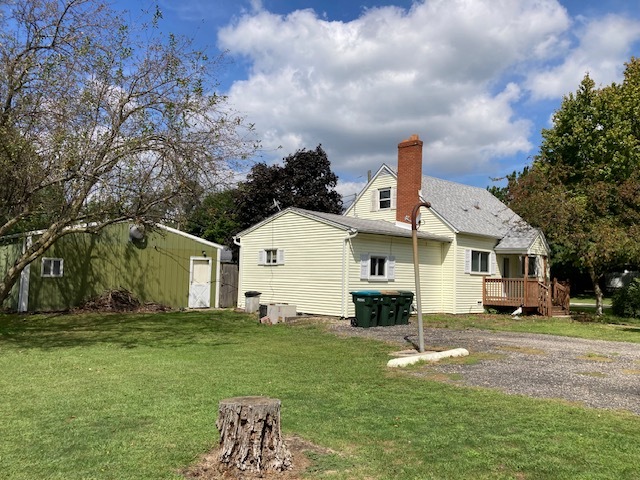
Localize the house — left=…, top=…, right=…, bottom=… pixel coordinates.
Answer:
left=0, top=223, right=225, bottom=312
left=234, top=134, right=569, bottom=318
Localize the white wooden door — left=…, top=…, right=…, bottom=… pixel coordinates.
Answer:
left=188, top=257, right=212, bottom=308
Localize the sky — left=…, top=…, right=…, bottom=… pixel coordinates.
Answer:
left=112, top=0, right=640, bottom=200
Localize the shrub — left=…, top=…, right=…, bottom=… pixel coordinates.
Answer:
left=611, top=278, right=640, bottom=318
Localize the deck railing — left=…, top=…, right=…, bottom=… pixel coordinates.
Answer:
left=553, top=279, right=570, bottom=312
left=538, top=283, right=551, bottom=317
left=484, top=277, right=571, bottom=316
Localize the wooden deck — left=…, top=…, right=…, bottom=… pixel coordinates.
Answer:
left=483, top=278, right=570, bottom=316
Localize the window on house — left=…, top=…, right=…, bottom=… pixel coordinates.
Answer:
left=371, top=187, right=396, bottom=211
left=42, top=258, right=63, bottom=277
left=258, top=249, right=284, bottom=265
left=370, top=256, right=386, bottom=277
left=472, top=251, right=489, bottom=273
left=465, top=249, right=495, bottom=275
left=521, top=256, right=537, bottom=276
left=379, top=188, right=391, bottom=209
left=360, top=254, right=395, bottom=281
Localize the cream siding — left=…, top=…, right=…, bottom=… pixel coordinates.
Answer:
left=529, top=235, right=548, bottom=256
left=344, top=171, right=397, bottom=222
left=420, top=208, right=455, bottom=240
left=346, top=234, right=445, bottom=316
left=454, top=234, right=499, bottom=314
left=237, top=212, right=347, bottom=316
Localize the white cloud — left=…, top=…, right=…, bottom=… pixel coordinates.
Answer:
left=526, top=14, right=640, bottom=99
left=216, top=0, right=638, bottom=186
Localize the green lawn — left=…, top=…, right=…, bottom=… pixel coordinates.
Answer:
left=1, top=310, right=639, bottom=479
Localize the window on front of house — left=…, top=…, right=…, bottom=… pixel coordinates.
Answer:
left=42, top=258, right=63, bottom=277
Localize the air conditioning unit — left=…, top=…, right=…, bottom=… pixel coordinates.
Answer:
left=266, top=304, right=297, bottom=324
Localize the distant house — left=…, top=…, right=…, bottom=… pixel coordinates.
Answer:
left=0, top=223, right=225, bottom=312
left=234, top=135, right=569, bottom=317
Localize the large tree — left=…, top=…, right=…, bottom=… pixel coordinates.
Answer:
left=234, top=145, right=343, bottom=232
left=0, top=0, right=257, bottom=304
left=507, top=59, right=640, bottom=314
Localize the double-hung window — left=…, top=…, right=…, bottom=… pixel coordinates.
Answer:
left=379, top=189, right=392, bottom=209
left=42, top=258, right=64, bottom=277
left=465, top=249, right=495, bottom=275
left=371, top=187, right=396, bottom=211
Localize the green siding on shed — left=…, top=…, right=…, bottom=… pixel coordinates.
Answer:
left=7, top=223, right=219, bottom=311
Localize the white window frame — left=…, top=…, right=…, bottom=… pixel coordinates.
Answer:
left=360, top=254, right=395, bottom=281
left=371, top=187, right=397, bottom=211
left=258, top=248, right=285, bottom=266
left=41, top=257, right=64, bottom=278
left=464, top=249, right=495, bottom=275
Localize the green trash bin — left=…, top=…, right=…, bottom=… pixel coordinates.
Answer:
left=379, top=291, right=400, bottom=326
left=395, top=291, right=415, bottom=325
left=350, top=291, right=382, bottom=328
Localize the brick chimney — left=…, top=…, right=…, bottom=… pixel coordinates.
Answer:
left=396, top=134, right=423, bottom=224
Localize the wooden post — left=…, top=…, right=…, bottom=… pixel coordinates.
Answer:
left=216, top=396, right=292, bottom=473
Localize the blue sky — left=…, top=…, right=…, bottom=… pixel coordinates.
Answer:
left=112, top=0, right=640, bottom=198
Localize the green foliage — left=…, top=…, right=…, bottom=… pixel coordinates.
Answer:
left=235, top=145, right=343, bottom=231
left=506, top=58, right=640, bottom=313
left=612, top=278, right=640, bottom=318
left=185, top=189, right=240, bottom=247
left=0, top=0, right=258, bottom=303
left=184, top=145, right=343, bottom=249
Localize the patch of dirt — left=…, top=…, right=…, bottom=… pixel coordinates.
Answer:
left=182, top=436, right=333, bottom=480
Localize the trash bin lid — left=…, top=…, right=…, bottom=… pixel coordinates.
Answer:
left=245, top=291, right=262, bottom=297
left=350, top=290, right=381, bottom=296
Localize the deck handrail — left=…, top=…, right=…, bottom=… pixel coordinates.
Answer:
left=538, top=282, right=551, bottom=317
left=553, top=279, right=570, bottom=312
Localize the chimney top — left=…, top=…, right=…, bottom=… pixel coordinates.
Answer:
left=399, top=134, right=422, bottom=147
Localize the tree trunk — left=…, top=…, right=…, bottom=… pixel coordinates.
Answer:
left=216, top=396, right=292, bottom=473
left=588, top=265, right=604, bottom=316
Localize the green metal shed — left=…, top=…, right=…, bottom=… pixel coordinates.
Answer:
left=0, top=223, right=224, bottom=312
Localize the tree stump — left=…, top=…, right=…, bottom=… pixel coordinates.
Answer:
left=216, top=396, right=292, bottom=473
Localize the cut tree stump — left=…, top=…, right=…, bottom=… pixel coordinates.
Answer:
left=216, top=396, right=292, bottom=473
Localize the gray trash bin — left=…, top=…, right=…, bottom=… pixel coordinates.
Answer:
left=244, top=291, right=261, bottom=313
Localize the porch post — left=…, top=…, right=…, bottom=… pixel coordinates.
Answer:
left=523, top=255, right=529, bottom=307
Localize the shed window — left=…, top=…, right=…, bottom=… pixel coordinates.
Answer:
left=42, top=258, right=63, bottom=277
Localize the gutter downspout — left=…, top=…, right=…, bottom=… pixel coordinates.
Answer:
left=411, top=202, right=431, bottom=353
left=341, top=228, right=359, bottom=318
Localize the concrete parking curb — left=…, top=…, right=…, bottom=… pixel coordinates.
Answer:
left=387, top=348, right=469, bottom=367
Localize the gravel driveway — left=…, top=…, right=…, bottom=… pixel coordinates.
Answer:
left=327, top=321, right=640, bottom=415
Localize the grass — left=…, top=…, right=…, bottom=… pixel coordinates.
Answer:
left=0, top=310, right=639, bottom=479
left=425, top=312, right=640, bottom=343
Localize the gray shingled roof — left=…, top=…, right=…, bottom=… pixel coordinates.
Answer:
left=293, top=208, right=452, bottom=242
left=420, top=175, right=543, bottom=251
